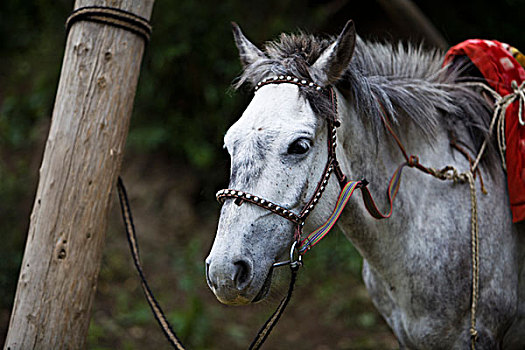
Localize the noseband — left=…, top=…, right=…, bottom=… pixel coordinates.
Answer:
left=216, top=75, right=353, bottom=267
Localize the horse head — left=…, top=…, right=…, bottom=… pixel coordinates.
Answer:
left=205, top=21, right=356, bottom=305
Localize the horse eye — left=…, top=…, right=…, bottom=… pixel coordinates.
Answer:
left=287, top=138, right=311, bottom=155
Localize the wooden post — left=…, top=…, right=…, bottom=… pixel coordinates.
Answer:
left=4, top=0, right=154, bottom=348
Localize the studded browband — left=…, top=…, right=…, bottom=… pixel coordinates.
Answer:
left=216, top=75, right=348, bottom=235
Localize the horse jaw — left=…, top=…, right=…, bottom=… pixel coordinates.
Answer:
left=206, top=84, right=332, bottom=304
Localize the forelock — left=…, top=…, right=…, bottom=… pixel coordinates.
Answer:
left=234, top=32, right=333, bottom=89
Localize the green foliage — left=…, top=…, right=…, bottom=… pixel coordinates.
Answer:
left=127, top=0, right=332, bottom=172
left=0, top=0, right=69, bottom=314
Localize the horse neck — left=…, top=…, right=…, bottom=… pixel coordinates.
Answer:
left=333, top=89, right=447, bottom=266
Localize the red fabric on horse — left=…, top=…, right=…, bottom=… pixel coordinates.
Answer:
left=444, top=39, right=525, bottom=223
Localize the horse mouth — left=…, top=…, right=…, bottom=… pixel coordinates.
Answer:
left=252, top=267, right=274, bottom=303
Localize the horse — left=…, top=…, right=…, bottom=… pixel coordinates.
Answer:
left=205, top=20, right=525, bottom=349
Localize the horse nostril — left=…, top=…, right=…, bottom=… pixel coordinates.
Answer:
left=206, top=261, right=218, bottom=290
left=233, top=260, right=251, bottom=290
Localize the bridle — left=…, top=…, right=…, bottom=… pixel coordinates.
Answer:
left=117, top=75, right=367, bottom=350
left=216, top=75, right=354, bottom=267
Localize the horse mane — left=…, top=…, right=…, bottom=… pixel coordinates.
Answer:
left=234, top=32, right=498, bottom=173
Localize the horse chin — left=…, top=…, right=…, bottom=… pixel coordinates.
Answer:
left=213, top=268, right=274, bottom=306
left=252, top=267, right=274, bottom=303
left=216, top=294, right=252, bottom=306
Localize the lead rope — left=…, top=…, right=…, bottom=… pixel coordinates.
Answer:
left=117, top=177, right=297, bottom=350
left=249, top=262, right=299, bottom=350
left=116, top=177, right=185, bottom=349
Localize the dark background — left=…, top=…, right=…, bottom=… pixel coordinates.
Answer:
left=1, top=0, right=523, bottom=348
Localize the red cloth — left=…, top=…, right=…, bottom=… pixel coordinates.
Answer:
left=444, top=39, right=525, bottom=222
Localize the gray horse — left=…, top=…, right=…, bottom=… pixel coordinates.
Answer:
left=205, top=21, right=525, bottom=349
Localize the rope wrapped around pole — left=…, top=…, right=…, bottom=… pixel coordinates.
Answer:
left=4, top=1, right=155, bottom=348
left=66, top=6, right=153, bottom=43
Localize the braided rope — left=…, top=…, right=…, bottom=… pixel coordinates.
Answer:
left=66, top=6, right=152, bottom=42
left=400, top=165, right=480, bottom=348
left=466, top=172, right=480, bottom=349
left=412, top=168, right=480, bottom=349
left=409, top=164, right=480, bottom=348
left=451, top=80, right=525, bottom=349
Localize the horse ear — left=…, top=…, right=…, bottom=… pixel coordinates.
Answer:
left=311, top=20, right=356, bottom=85
left=232, top=22, right=266, bottom=67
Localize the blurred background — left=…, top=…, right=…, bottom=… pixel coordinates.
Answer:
left=1, top=0, right=524, bottom=349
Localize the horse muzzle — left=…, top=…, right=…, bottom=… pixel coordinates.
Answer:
left=205, top=255, right=266, bottom=305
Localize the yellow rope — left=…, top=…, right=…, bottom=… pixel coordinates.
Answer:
left=466, top=172, right=479, bottom=350
left=452, top=79, right=525, bottom=349
left=422, top=167, right=479, bottom=349
left=387, top=79, right=524, bottom=348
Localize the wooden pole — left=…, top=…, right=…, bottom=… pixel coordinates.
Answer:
left=4, top=0, right=154, bottom=348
